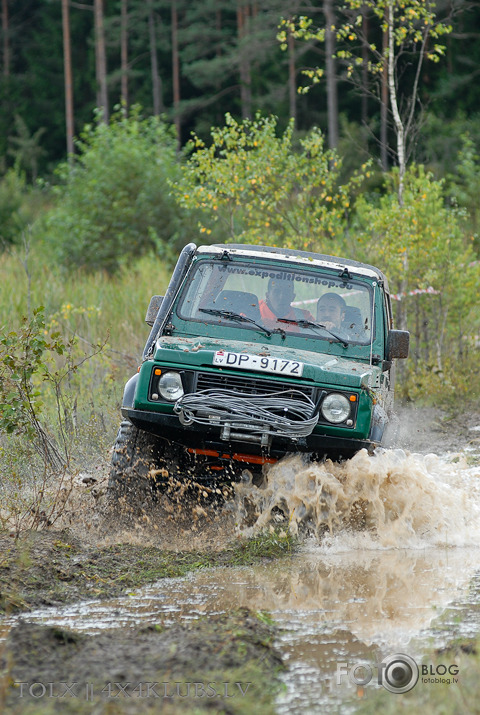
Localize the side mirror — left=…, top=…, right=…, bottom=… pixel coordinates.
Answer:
left=387, top=329, right=410, bottom=359
left=145, top=295, right=164, bottom=326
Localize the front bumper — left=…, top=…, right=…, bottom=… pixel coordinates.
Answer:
left=122, top=407, right=378, bottom=460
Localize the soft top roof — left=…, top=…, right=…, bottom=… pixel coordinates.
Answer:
left=196, top=243, right=389, bottom=288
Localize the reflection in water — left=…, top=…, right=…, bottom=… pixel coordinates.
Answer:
left=4, top=548, right=480, bottom=712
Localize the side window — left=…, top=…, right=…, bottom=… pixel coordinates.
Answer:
left=384, top=291, right=393, bottom=330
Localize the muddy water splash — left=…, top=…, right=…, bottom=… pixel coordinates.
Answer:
left=56, top=445, right=480, bottom=552
left=3, top=437, right=480, bottom=714
left=235, top=448, right=480, bottom=547
left=51, top=441, right=480, bottom=558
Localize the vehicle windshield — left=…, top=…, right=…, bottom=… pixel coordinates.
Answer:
left=177, top=259, right=374, bottom=344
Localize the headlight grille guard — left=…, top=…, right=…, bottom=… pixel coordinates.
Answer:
left=173, top=388, right=319, bottom=442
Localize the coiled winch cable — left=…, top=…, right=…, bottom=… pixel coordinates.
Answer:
left=174, top=389, right=319, bottom=439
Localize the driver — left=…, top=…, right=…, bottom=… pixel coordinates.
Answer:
left=259, top=277, right=314, bottom=327
left=316, top=292, right=346, bottom=331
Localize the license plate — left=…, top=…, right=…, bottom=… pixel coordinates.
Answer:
left=213, top=351, right=304, bottom=377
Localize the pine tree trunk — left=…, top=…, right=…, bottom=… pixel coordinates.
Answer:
left=361, top=10, right=369, bottom=126
left=1, top=0, right=9, bottom=76
left=237, top=2, right=251, bottom=119
left=120, top=0, right=129, bottom=110
left=61, top=0, right=74, bottom=156
left=324, top=0, right=338, bottom=149
left=149, top=1, right=162, bottom=115
left=94, top=0, right=109, bottom=121
left=171, top=0, right=181, bottom=142
left=215, top=7, right=222, bottom=123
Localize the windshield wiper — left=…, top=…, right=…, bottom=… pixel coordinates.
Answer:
left=199, top=308, right=274, bottom=337
left=277, top=318, right=349, bottom=347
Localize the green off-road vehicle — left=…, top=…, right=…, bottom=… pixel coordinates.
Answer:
left=108, top=243, right=409, bottom=502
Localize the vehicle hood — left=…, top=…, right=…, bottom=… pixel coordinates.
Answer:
left=154, top=336, right=380, bottom=389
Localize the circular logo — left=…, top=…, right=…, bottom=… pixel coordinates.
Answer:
left=379, top=653, right=419, bottom=694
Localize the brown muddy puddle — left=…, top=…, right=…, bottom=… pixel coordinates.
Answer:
left=3, top=443, right=480, bottom=713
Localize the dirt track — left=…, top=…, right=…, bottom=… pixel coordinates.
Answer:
left=1, top=405, right=479, bottom=714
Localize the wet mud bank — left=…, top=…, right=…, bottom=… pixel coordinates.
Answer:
left=0, top=511, right=294, bottom=712
left=0, top=527, right=295, bottom=615
left=2, top=609, right=284, bottom=714
left=0, top=526, right=292, bottom=713
left=392, top=404, right=480, bottom=454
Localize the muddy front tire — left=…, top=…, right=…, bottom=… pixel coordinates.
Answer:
left=107, top=419, right=166, bottom=508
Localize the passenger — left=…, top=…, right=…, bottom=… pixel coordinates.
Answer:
left=316, top=293, right=346, bottom=331
left=259, top=277, right=314, bottom=327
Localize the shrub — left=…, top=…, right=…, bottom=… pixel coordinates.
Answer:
left=352, top=165, right=480, bottom=390
left=0, top=307, right=108, bottom=534
left=176, top=112, right=368, bottom=252
left=42, top=107, right=195, bottom=273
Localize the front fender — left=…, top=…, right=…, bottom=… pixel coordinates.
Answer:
left=369, top=403, right=388, bottom=442
left=122, top=373, right=139, bottom=409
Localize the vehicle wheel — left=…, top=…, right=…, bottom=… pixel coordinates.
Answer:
left=107, top=419, right=167, bottom=508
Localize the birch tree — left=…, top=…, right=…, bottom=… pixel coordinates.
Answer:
left=280, top=1, right=452, bottom=205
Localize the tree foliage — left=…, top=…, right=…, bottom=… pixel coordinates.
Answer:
left=2, top=0, right=479, bottom=176
left=177, top=119, right=479, bottom=393
left=280, top=0, right=452, bottom=203
left=352, top=166, right=480, bottom=379
left=8, top=115, right=46, bottom=183
left=447, top=133, right=480, bottom=249
left=42, top=107, right=192, bottom=273
left=176, top=112, right=368, bottom=252
left=0, top=169, right=28, bottom=247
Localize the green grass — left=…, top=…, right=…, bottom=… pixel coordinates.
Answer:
left=224, top=528, right=297, bottom=565
left=0, top=248, right=172, bottom=489
left=0, top=247, right=171, bottom=361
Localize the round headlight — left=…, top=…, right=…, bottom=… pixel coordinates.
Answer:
left=321, top=393, right=351, bottom=424
left=158, top=371, right=184, bottom=401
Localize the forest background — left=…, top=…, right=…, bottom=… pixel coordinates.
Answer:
left=1, top=0, right=480, bottom=502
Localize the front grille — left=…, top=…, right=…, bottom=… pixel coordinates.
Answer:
left=195, top=370, right=315, bottom=399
